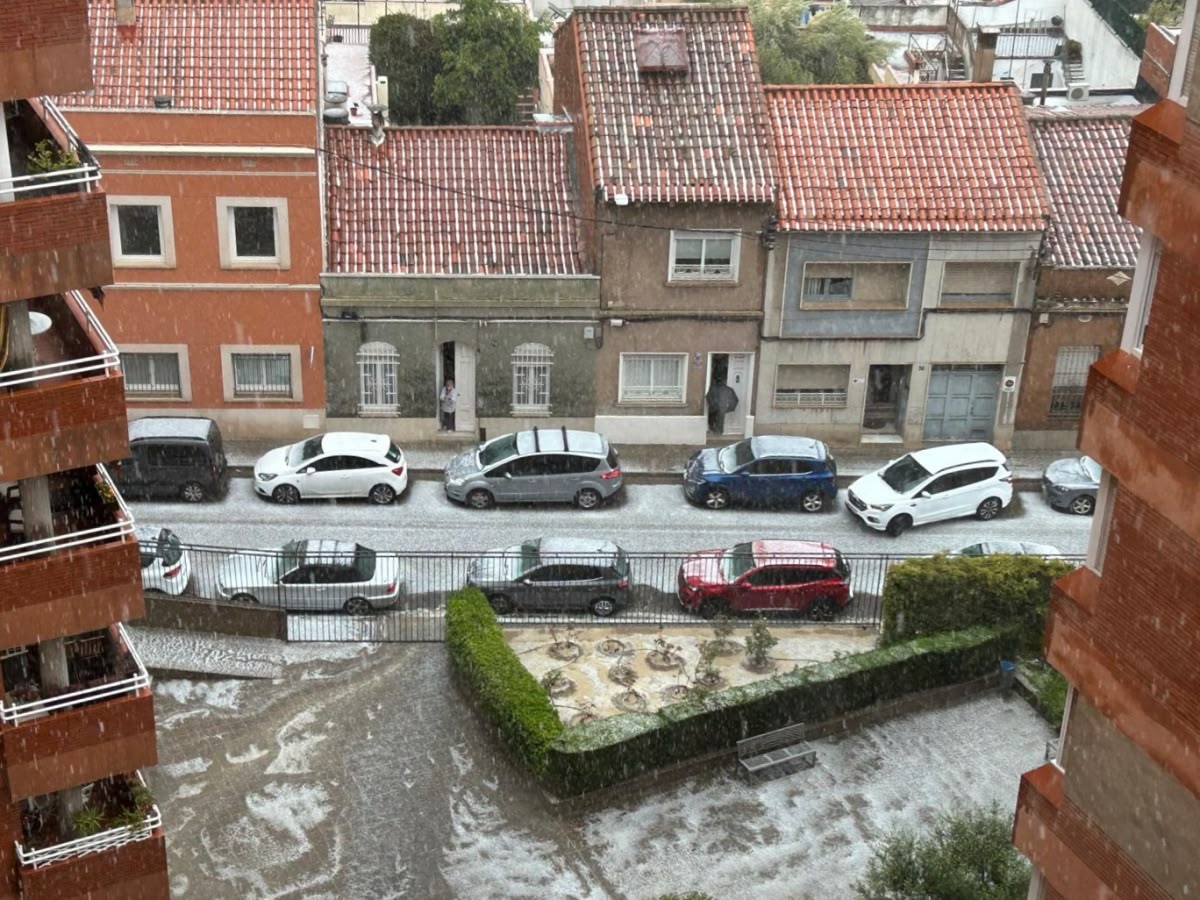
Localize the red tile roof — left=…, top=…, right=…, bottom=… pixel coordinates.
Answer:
left=1028, top=110, right=1142, bottom=268
left=568, top=6, right=776, bottom=205
left=324, top=127, right=587, bottom=276
left=767, top=83, right=1051, bottom=232
left=57, top=0, right=315, bottom=112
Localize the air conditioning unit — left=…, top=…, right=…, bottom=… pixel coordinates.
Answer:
left=1067, top=81, right=1090, bottom=102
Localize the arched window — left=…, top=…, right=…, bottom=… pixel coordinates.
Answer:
left=357, top=342, right=399, bottom=414
left=511, top=342, right=553, bottom=413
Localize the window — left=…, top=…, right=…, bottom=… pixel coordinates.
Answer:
left=941, top=262, right=1018, bottom=305
left=511, top=343, right=553, bottom=413
left=232, top=353, right=293, bottom=398
left=1123, top=237, right=1161, bottom=353
left=107, top=197, right=175, bottom=267
left=122, top=352, right=182, bottom=397
left=1030, top=71, right=1053, bottom=89
left=774, top=364, right=850, bottom=408
left=619, top=353, right=687, bottom=403
left=801, top=262, right=909, bottom=307
left=216, top=198, right=290, bottom=269
left=357, top=342, right=399, bottom=415
left=669, top=231, right=738, bottom=282
left=1049, top=346, right=1100, bottom=419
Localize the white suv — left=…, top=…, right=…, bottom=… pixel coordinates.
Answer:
left=846, top=443, right=1013, bottom=536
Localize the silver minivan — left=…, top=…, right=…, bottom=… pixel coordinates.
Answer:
left=444, top=428, right=623, bottom=510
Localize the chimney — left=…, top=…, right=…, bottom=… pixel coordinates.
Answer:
left=115, top=0, right=136, bottom=27
left=973, top=27, right=999, bottom=82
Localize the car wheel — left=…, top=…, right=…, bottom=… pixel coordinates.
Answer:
left=181, top=481, right=206, bottom=503
left=800, top=489, right=825, bottom=513
left=466, top=489, right=494, bottom=510
left=231, top=592, right=258, bottom=604
left=886, top=515, right=912, bottom=537
left=976, top=497, right=1003, bottom=520
left=368, top=484, right=396, bottom=505
left=344, top=597, right=373, bottom=615
left=488, top=593, right=514, bottom=615
left=590, top=597, right=617, bottom=617
left=809, top=596, right=838, bottom=621
left=698, top=598, right=728, bottom=619
left=1069, top=495, right=1096, bottom=516
left=272, top=484, right=301, bottom=505
left=575, top=488, right=602, bottom=510
left=703, top=488, right=731, bottom=510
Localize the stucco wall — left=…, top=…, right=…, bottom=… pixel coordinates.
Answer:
left=1064, top=0, right=1142, bottom=89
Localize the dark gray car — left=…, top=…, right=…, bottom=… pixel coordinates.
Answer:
left=1042, top=455, right=1101, bottom=515
left=465, top=537, right=631, bottom=616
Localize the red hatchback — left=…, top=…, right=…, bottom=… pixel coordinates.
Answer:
left=677, top=540, right=852, bottom=620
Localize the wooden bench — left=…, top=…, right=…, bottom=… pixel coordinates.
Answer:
left=737, top=723, right=817, bottom=780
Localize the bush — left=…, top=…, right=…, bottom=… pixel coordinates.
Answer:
left=855, top=803, right=1030, bottom=899
left=1020, top=661, right=1068, bottom=729
left=881, top=555, right=1073, bottom=653
left=445, top=588, right=564, bottom=771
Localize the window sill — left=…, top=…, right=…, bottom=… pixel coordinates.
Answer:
left=617, top=399, right=687, bottom=407
left=799, top=301, right=907, bottom=311
left=938, top=300, right=1015, bottom=310
left=113, top=257, right=176, bottom=269
left=358, top=408, right=400, bottom=417
left=666, top=276, right=739, bottom=287
left=511, top=407, right=552, bottom=417
left=125, top=393, right=185, bottom=402
left=221, top=259, right=289, bottom=271
left=229, top=394, right=297, bottom=403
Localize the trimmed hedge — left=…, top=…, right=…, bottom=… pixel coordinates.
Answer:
left=445, top=588, right=564, bottom=771
left=881, top=555, right=1074, bottom=653
left=541, top=625, right=1017, bottom=796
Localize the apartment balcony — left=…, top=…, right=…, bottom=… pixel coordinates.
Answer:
left=0, top=96, right=113, bottom=305
left=0, top=291, right=129, bottom=482
left=15, top=771, right=169, bottom=899
left=0, top=464, right=143, bottom=649
left=0, top=0, right=95, bottom=100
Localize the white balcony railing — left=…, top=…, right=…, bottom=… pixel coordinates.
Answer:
left=774, top=389, right=849, bottom=409
left=0, top=625, right=150, bottom=725
left=0, top=97, right=101, bottom=201
left=0, top=291, right=121, bottom=391
left=15, top=774, right=162, bottom=870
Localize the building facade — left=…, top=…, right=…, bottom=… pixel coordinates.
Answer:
left=1012, top=1, right=1200, bottom=895
left=0, top=0, right=167, bottom=895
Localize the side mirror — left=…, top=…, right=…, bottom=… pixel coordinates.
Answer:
left=504, top=472, right=513, bottom=479
left=919, top=490, right=931, bottom=499
left=303, top=467, right=315, bottom=476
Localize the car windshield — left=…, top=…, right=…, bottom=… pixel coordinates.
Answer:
left=161, top=530, right=184, bottom=566
left=386, top=442, right=402, bottom=463
left=723, top=542, right=756, bottom=581
left=515, top=540, right=540, bottom=577
left=718, top=440, right=755, bottom=473
left=353, top=545, right=376, bottom=581
left=834, top=550, right=850, bottom=579
left=286, top=436, right=324, bottom=467
left=880, top=454, right=932, bottom=493
left=478, top=434, right=519, bottom=469
left=1081, top=456, right=1102, bottom=482
left=275, top=540, right=304, bottom=582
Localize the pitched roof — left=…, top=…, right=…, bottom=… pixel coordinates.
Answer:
left=57, top=0, right=315, bottom=112
left=324, top=127, right=586, bottom=276
left=568, top=6, right=776, bottom=205
left=1028, top=111, right=1142, bottom=268
left=767, top=83, right=1051, bottom=232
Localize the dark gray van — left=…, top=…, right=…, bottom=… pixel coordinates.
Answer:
left=112, top=417, right=230, bottom=502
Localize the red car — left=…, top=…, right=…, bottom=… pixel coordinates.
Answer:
left=677, top=540, right=852, bottom=620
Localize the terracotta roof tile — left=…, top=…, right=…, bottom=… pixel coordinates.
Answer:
left=58, top=0, right=315, bottom=112
left=767, top=83, right=1051, bottom=232
left=325, top=127, right=586, bottom=276
left=570, top=6, right=776, bottom=205
left=1029, top=111, right=1142, bottom=268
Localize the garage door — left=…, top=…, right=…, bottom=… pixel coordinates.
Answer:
left=923, top=365, right=1001, bottom=441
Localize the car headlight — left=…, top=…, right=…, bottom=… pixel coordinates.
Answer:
left=869, top=503, right=894, bottom=512
left=257, top=472, right=278, bottom=482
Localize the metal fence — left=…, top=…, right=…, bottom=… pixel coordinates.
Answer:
left=161, top=544, right=1084, bottom=643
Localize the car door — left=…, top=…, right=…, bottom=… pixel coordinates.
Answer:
left=343, top=455, right=384, bottom=497
left=321, top=564, right=359, bottom=611
left=911, top=472, right=962, bottom=524
left=746, top=458, right=793, bottom=504
left=507, top=455, right=548, bottom=503
left=516, top=563, right=565, bottom=610
left=300, top=455, right=346, bottom=497
left=950, top=466, right=998, bottom=519
left=733, top=566, right=784, bottom=612
left=278, top=564, right=321, bottom=610
left=557, top=563, right=604, bottom=611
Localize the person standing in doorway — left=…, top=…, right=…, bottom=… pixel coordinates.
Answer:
left=439, top=378, right=458, bottom=432
left=706, top=377, right=738, bottom=435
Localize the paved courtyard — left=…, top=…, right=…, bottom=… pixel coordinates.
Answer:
left=145, top=636, right=1053, bottom=899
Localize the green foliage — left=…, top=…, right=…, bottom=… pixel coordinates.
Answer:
left=750, top=0, right=893, bottom=85
left=112, top=807, right=148, bottom=830
left=130, top=781, right=156, bottom=813
left=881, top=554, right=1073, bottom=654
left=1138, top=0, right=1184, bottom=27
left=369, top=14, right=443, bottom=124
left=854, top=803, right=1030, bottom=899
left=744, top=617, right=778, bottom=668
left=71, top=805, right=106, bottom=837
left=26, top=139, right=80, bottom=175
left=446, top=588, right=564, bottom=771
left=1020, top=661, right=1068, bottom=729
left=711, top=615, right=735, bottom=647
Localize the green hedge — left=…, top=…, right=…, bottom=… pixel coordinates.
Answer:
left=881, top=555, right=1073, bottom=653
left=542, top=625, right=1016, bottom=796
left=445, top=588, right=564, bottom=771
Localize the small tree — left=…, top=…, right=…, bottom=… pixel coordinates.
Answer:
left=369, top=14, right=444, bottom=124
left=855, top=804, right=1030, bottom=899
left=695, top=640, right=721, bottom=685
left=712, top=615, right=736, bottom=651
left=744, top=617, right=778, bottom=669
left=749, top=0, right=893, bottom=85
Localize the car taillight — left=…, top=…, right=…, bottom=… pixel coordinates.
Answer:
left=617, top=579, right=629, bottom=589
left=601, top=468, right=621, bottom=480
left=163, top=563, right=182, bottom=579
left=386, top=581, right=397, bottom=594
left=1000, top=475, right=1013, bottom=483
left=391, top=466, right=405, bottom=477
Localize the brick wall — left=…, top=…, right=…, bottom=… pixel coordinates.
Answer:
left=1140, top=24, right=1177, bottom=101
left=19, top=833, right=169, bottom=900
left=0, top=0, right=92, bottom=99
left=0, top=193, right=113, bottom=304
left=1015, top=311, right=1123, bottom=433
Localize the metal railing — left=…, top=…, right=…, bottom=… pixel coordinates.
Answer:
left=0, top=292, right=121, bottom=390
left=1, top=98, right=101, bottom=200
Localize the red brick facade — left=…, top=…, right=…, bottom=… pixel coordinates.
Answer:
left=0, top=0, right=93, bottom=98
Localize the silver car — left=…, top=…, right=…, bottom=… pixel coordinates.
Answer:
left=1041, top=455, right=1101, bottom=515
left=135, top=525, right=192, bottom=596
left=216, top=540, right=402, bottom=614
left=955, top=541, right=1063, bottom=557
left=444, top=428, right=623, bottom=510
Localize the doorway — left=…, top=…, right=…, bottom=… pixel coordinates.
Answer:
left=862, top=365, right=909, bottom=440
left=706, top=352, right=753, bottom=436
left=436, top=342, right=476, bottom=434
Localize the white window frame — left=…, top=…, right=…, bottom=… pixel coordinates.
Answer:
left=220, top=344, right=302, bottom=402
left=216, top=197, right=290, bottom=270
left=668, top=231, right=739, bottom=283
left=1086, top=471, right=1116, bottom=576
left=618, top=353, right=688, bottom=404
left=511, top=342, right=553, bottom=415
left=799, top=261, right=911, bottom=308
left=107, top=196, right=176, bottom=268
left=357, top=342, right=400, bottom=415
left=1122, top=235, right=1160, bottom=356
left=118, top=344, right=191, bottom=401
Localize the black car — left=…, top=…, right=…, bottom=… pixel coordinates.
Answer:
left=112, top=417, right=229, bottom=502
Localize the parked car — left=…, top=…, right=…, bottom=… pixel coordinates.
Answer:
left=111, top=417, right=229, bottom=502
left=1041, top=455, right=1101, bottom=515
left=444, top=427, right=622, bottom=510
left=216, top=540, right=402, bottom=613
left=845, top=443, right=1013, bottom=536
left=254, top=432, right=408, bottom=505
left=135, top=525, right=192, bottom=596
left=677, top=539, right=851, bottom=619
left=683, top=436, right=838, bottom=512
left=955, top=541, right=1062, bottom=557
left=466, top=536, right=631, bottom=616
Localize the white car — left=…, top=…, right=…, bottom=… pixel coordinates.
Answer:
left=135, top=525, right=192, bottom=596
left=955, top=541, right=1062, bottom=557
left=845, top=442, right=1013, bottom=537
left=254, top=432, right=408, bottom=505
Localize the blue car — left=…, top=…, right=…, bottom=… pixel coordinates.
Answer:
left=683, top=436, right=838, bottom=511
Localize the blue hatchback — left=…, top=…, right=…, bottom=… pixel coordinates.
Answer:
left=683, top=436, right=838, bottom=511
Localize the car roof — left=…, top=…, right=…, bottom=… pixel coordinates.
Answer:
left=318, top=432, right=392, bottom=455
left=129, top=417, right=215, bottom=442
left=133, top=524, right=167, bottom=542
left=907, top=442, right=1006, bottom=472
left=515, top=428, right=605, bottom=457
left=970, top=541, right=1062, bottom=556
left=298, top=539, right=362, bottom=562
left=752, top=539, right=839, bottom=562
left=537, top=536, right=621, bottom=558
left=750, top=435, right=826, bottom=460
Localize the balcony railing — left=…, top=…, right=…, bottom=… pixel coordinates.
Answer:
left=0, top=97, right=101, bottom=201
left=0, top=292, right=121, bottom=390
left=0, top=624, right=150, bottom=725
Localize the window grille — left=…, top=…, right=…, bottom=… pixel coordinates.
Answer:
left=358, top=342, right=399, bottom=414
left=232, top=353, right=292, bottom=397
left=670, top=234, right=736, bottom=280
left=1049, top=345, right=1100, bottom=418
left=121, top=352, right=181, bottom=397
left=511, top=343, right=553, bottom=412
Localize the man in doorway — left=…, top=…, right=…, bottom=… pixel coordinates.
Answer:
left=706, top=376, right=738, bottom=435
left=439, top=378, right=457, bottom=431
